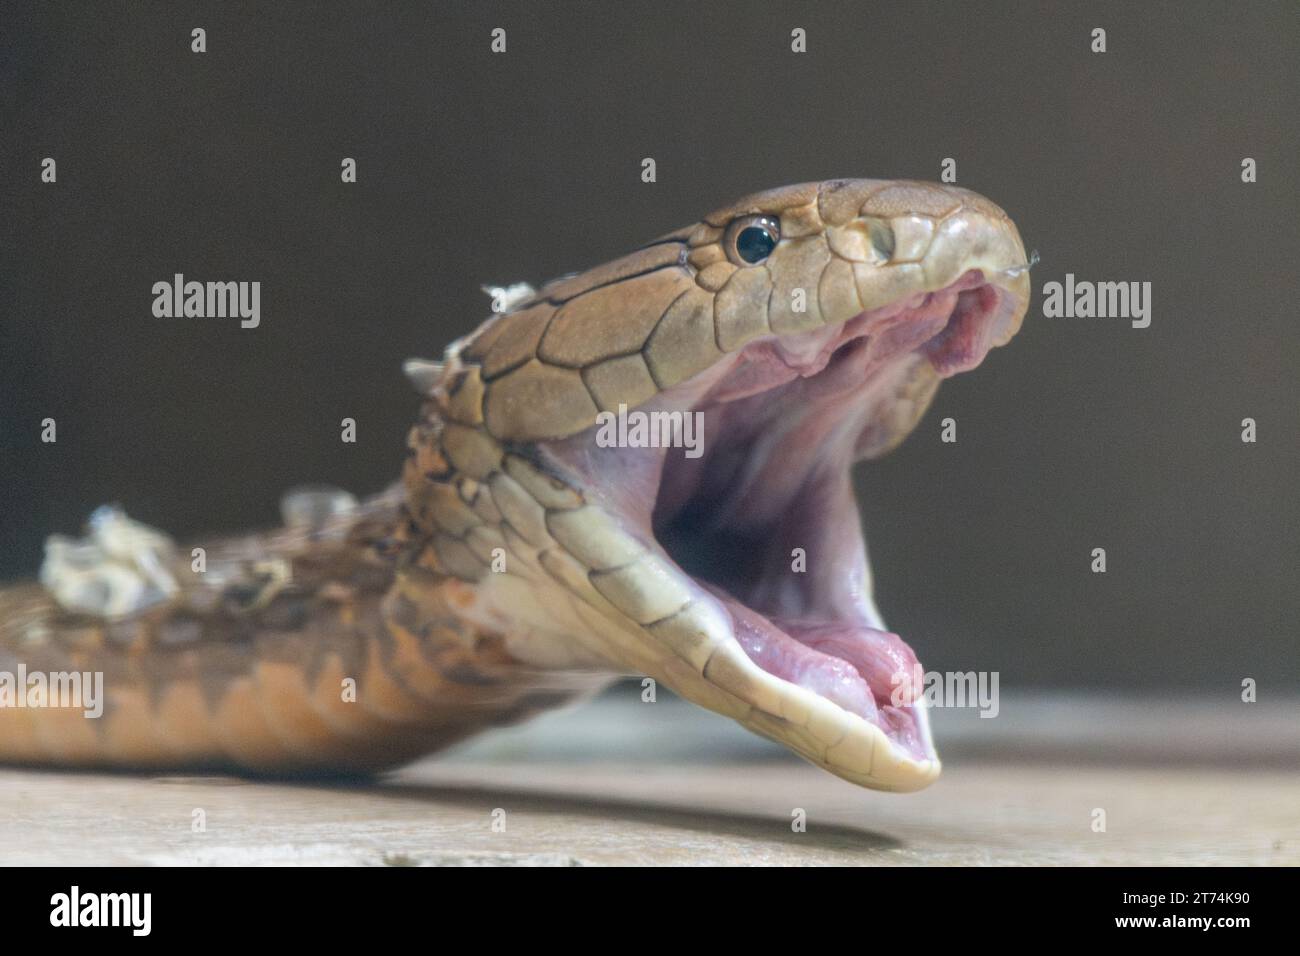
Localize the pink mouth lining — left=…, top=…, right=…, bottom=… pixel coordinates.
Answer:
left=542, top=271, right=1019, bottom=763
left=715, top=587, right=930, bottom=761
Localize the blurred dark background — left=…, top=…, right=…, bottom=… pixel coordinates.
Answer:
left=2, top=2, right=1296, bottom=691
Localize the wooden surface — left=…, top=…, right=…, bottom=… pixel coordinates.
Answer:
left=2, top=694, right=1297, bottom=865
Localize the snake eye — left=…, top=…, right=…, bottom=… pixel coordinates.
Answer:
left=725, top=215, right=780, bottom=265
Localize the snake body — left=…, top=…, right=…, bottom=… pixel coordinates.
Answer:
left=0, top=179, right=1030, bottom=791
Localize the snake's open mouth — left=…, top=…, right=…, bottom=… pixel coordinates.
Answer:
left=544, top=269, right=1023, bottom=787
left=655, top=271, right=1018, bottom=763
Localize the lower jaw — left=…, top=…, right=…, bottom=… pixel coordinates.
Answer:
left=713, top=587, right=935, bottom=763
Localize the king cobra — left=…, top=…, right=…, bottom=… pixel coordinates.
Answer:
left=0, top=180, right=1031, bottom=792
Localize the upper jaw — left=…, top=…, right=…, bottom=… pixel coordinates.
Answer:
left=835, top=198, right=1033, bottom=350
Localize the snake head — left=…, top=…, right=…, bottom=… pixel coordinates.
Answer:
left=409, top=179, right=1031, bottom=791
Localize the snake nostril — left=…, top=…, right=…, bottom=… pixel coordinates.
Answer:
left=827, top=217, right=896, bottom=264
left=868, top=219, right=895, bottom=261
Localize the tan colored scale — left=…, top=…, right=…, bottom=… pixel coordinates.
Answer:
left=0, top=180, right=1030, bottom=791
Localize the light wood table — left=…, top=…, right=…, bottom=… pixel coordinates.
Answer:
left=2, top=694, right=1296, bottom=865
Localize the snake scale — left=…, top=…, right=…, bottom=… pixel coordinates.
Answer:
left=0, top=179, right=1030, bottom=792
